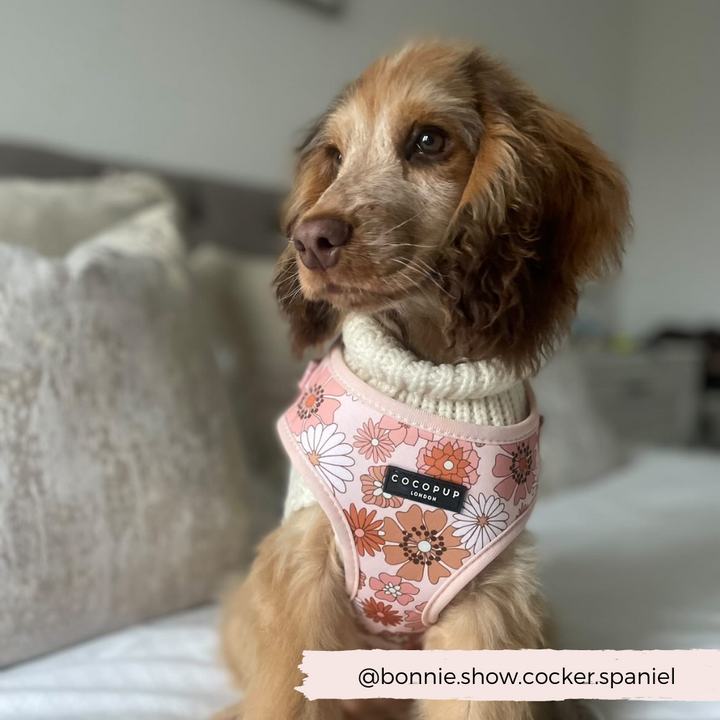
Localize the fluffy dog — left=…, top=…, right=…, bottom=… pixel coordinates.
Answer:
left=216, top=40, right=629, bottom=720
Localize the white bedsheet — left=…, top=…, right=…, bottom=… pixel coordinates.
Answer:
left=1, top=448, right=718, bottom=720
left=530, top=447, right=720, bottom=719
left=0, top=608, right=238, bottom=720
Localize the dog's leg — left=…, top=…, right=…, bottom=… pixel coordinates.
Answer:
left=217, top=504, right=359, bottom=720
left=418, top=534, right=551, bottom=720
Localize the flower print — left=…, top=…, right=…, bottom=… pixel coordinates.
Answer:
left=300, top=423, right=354, bottom=493
left=344, top=504, right=385, bottom=557
left=417, top=439, right=480, bottom=487
left=353, top=419, right=395, bottom=463
left=492, top=435, right=538, bottom=505
left=369, top=572, right=419, bottom=606
left=361, top=598, right=403, bottom=627
left=404, top=601, right=428, bottom=632
left=378, top=416, right=432, bottom=447
left=452, top=493, right=509, bottom=553
left=360, top=466, right=403, bottom=509
left=289, top=368, right=345, bottom=434
left=382, top=505, right=469, bottom=584
left=358, top=571, right=366, bottom=590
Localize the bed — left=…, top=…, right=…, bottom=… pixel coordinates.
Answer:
left=1, top=447, right=717, bottom=720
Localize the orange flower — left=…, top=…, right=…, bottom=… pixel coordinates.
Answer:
left=417, top=439, right=479, bottom=487
left=344, top=504, right=385, bottom=557
left=382, top=505, right=469, bottom=584
left=361, top=598, right=402, bottom=627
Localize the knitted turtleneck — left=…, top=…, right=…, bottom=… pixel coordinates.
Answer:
left=342, top=313, right=527, bottom=426
left=283, top=313, right=528, bottom=517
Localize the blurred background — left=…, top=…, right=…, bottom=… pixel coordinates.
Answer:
left=0, top=2, right=718, bottom=719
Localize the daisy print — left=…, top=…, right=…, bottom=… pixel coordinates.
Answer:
left=344, top=504, right=386, bottom=557
left=353, top=419, right=395, bottom=463
left=361, top=598, right=402, bottom=627
left=300, top=422, right=354, bottom=493
left=452, top=493, right=509, bottom=553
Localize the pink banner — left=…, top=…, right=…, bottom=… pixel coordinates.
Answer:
left=297, top=650, right=720, bottom=701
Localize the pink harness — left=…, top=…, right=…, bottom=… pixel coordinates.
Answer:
left=278, top=346, right=540, bottom=647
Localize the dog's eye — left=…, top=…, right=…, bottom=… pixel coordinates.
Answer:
left=411, top=126, right=447, bottom=158
left=327, top=147, right=343, bottom=166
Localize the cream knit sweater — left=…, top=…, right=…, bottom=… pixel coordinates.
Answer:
left=283, top=313, right=528, bottom=517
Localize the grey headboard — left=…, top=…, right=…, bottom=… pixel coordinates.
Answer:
left=0, top=142, right=285, bottom=257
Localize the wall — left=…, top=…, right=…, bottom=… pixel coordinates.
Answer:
left=617, top=0, right=720, bottom=335
left=0, top=0, right=629, bottom=188
left=3, top=0, right=717, bottom=337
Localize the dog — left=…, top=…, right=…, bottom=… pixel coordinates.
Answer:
left=215, top=40, right=629, bottom=720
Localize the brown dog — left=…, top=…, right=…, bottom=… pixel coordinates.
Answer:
left=216, top=40, right=629, bottom=720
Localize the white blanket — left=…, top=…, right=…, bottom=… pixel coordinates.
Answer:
left=1, top=448, right=718, bottom=719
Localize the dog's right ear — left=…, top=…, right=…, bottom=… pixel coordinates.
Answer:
left=273, top=245, right=341, bottom=357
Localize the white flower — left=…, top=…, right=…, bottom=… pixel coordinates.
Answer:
left=452, top=493, right=509, bottom=553
left=301, top=422, right=354, bottom=493
left=383, top=581, right=403, bottom=598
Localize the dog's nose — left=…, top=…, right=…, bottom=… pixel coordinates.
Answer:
left=293, top=218, right=352, bottom=270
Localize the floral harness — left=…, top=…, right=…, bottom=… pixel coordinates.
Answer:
left=278, top=346, right=540, bottom=647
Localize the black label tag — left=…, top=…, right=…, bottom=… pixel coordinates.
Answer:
left=382, top=465, right=467, bottom=512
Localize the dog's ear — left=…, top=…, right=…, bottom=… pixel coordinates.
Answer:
left=273, top=244, right=341, bottom=357
left=440, top=49, right=630, bottom=373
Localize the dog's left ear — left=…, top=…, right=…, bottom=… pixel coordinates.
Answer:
left=441, top=50, right=631, bottom=373
left=273, top=245, right=341, bottom=356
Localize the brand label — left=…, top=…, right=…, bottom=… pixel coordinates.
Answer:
left=382, top=465, right=467, bottom=512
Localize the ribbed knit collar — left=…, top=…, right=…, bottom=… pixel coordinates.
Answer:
left=341, top=313, right=528, bottom=426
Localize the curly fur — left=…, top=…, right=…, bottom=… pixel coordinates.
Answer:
left=218, top=40, right=631, bottom=720
left=274, top=41, right=629, bottom=373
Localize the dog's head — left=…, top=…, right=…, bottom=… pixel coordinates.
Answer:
left=275, top=41, right=630, bottom=372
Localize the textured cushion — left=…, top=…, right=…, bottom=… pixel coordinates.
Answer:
left=0, top=143, right=286, bottom=256
left=0, top=177, right=249, bottom=667
left=0, top=173, right=173, bottom=257
left=189, top=246, right=306, bottom=530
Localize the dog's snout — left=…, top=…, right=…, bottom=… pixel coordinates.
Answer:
left=293, top=218, right=352, bottom=270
